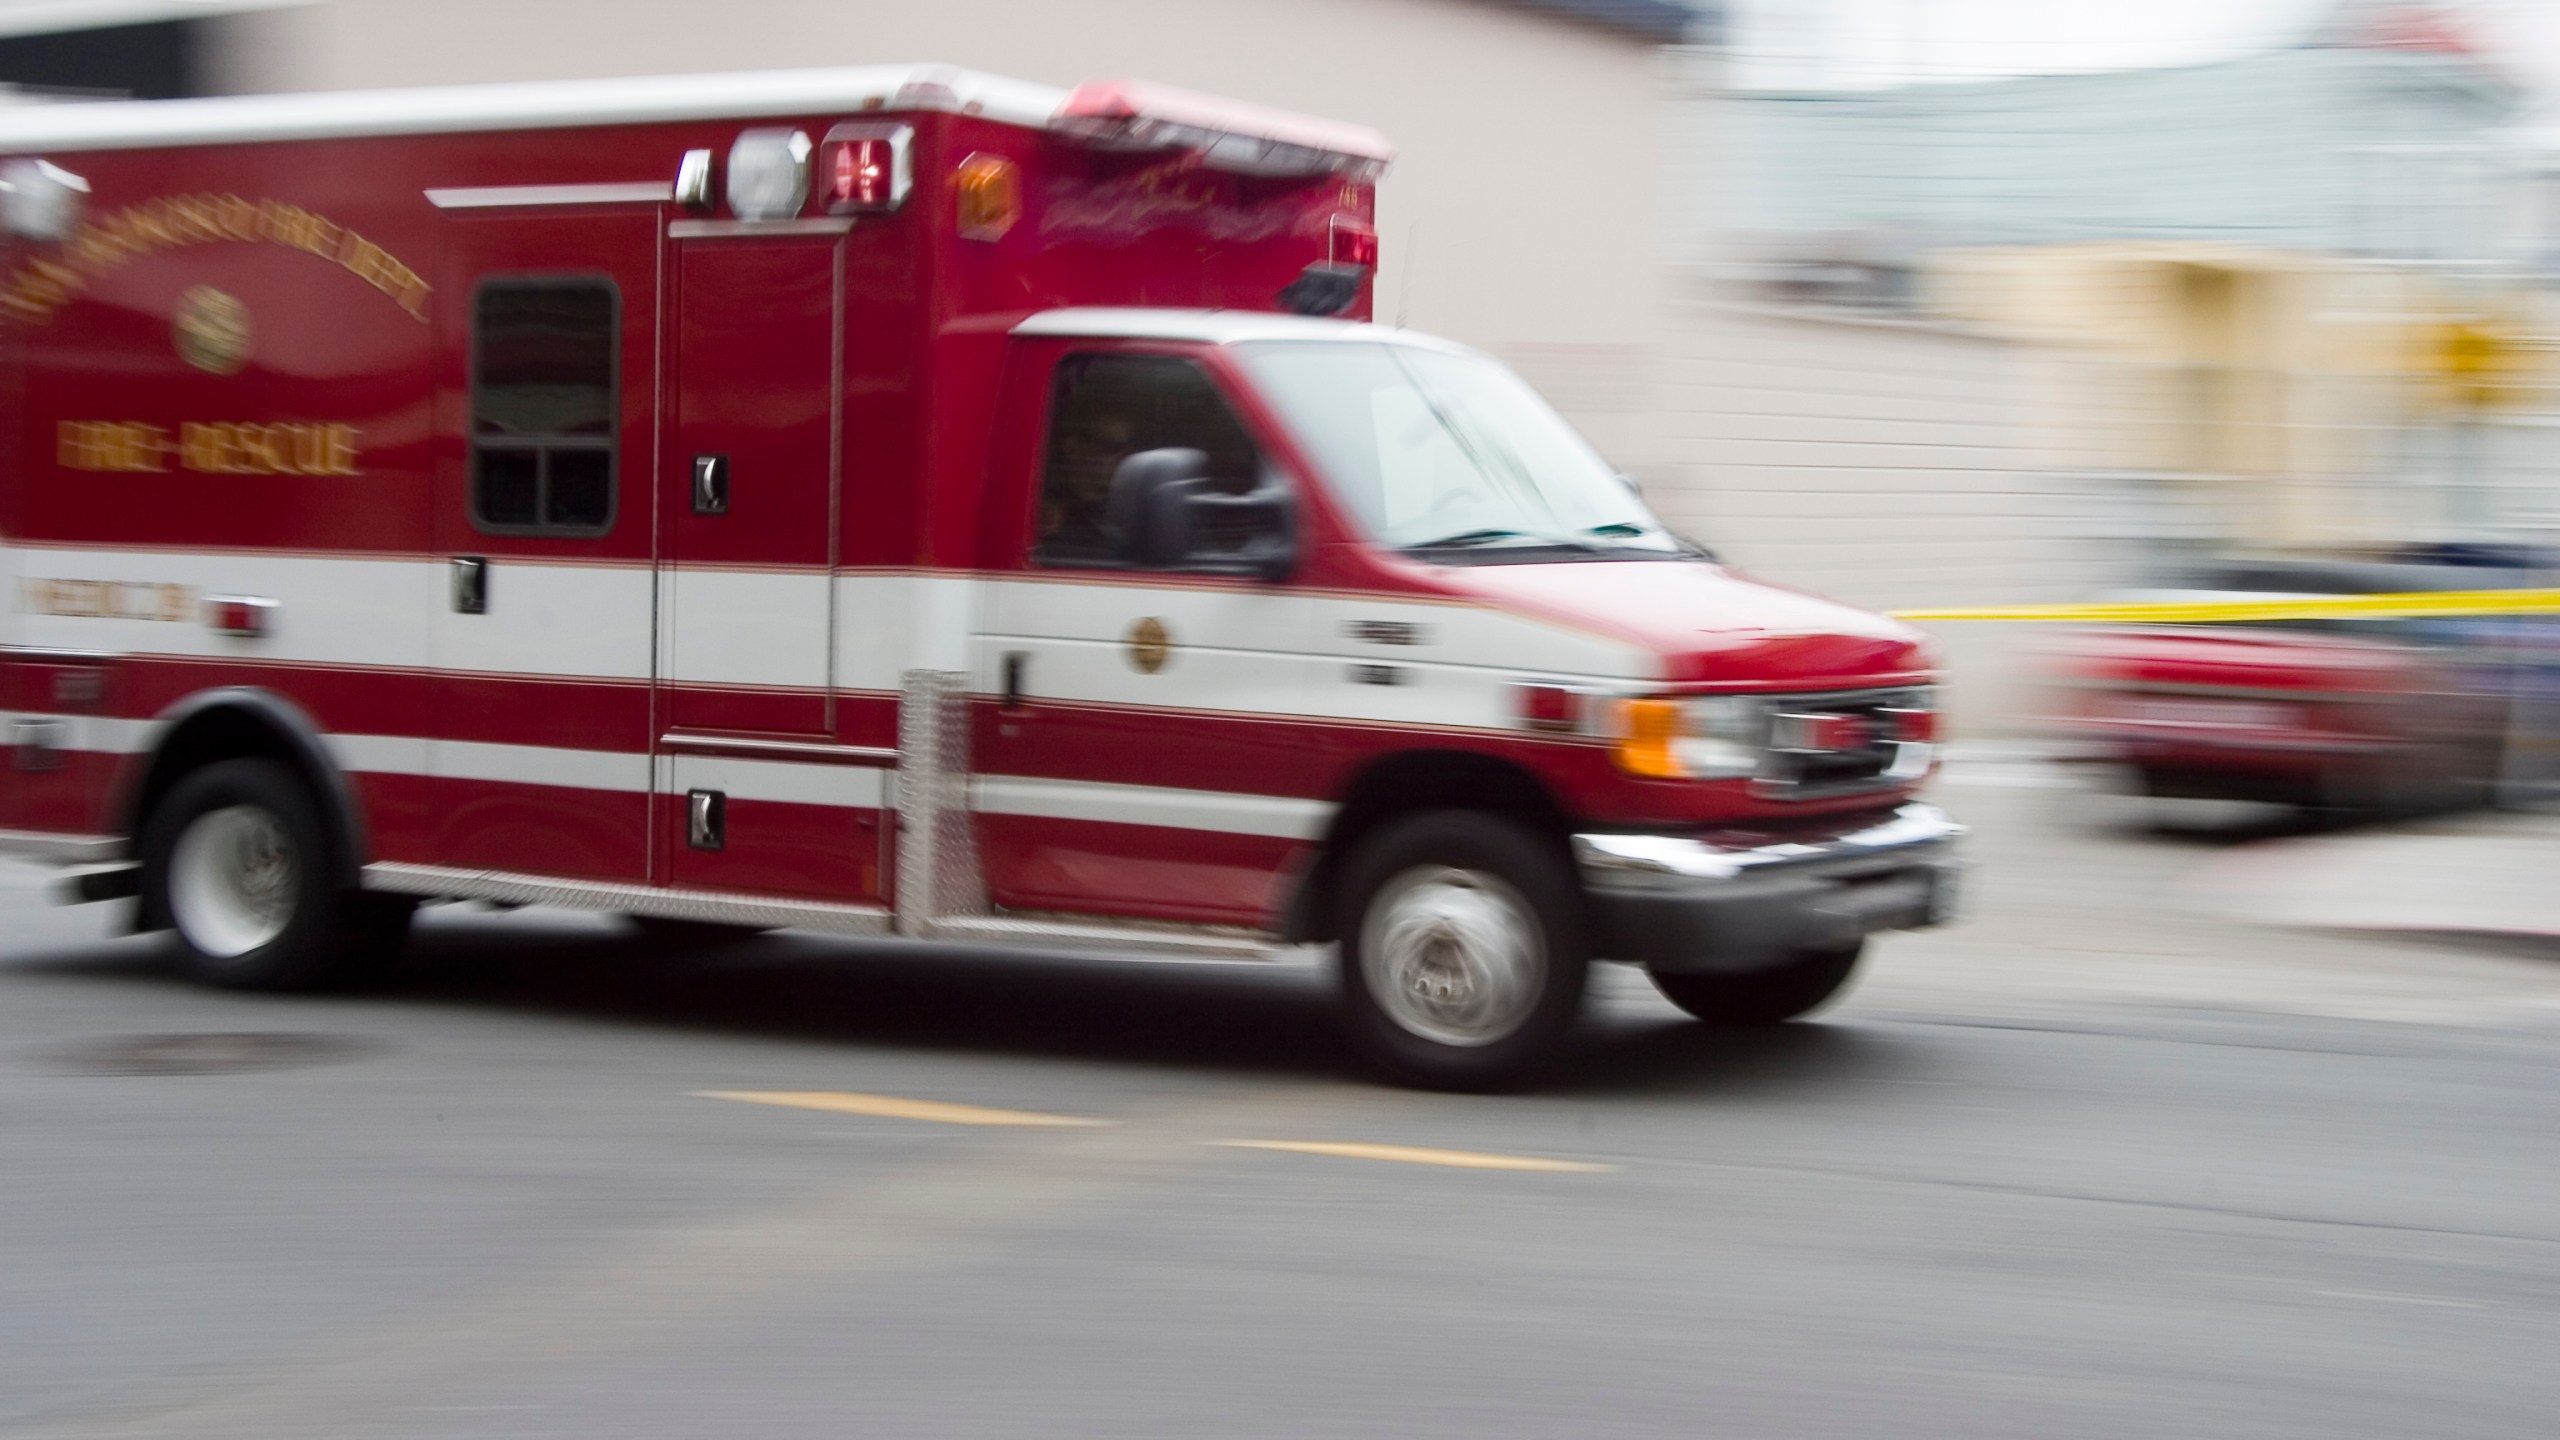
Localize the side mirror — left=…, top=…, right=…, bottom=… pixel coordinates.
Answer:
left=1105, top=447, right=1297, bottom=582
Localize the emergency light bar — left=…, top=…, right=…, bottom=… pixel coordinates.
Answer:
left=1053, top=80, right=1393, bottom=182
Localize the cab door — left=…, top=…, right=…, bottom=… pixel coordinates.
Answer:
left=429, top=211, right=661, bottom=882
left=657, top=231, right=861, bottom=895
left=972, top=345, right=1329, bottom=927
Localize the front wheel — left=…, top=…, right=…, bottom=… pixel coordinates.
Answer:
left=1649, top=941, right=1863, bottom=1027
left=1334, top=811, right=1590, bottom=1090
left=141, top=758, right=402, bottom=990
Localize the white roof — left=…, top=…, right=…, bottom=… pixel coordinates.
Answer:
left=1013, top=308, right=1472, bottom=352
left=0, top=64, right=1067, bottom=153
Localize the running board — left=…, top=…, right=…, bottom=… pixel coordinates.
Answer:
left=363, top=862, right=1287, bottom=960
left=362, top=863, right=894, bottom=937
left=926, top=912, right=1283, bottom=961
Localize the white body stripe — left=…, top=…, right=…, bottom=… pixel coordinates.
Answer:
left=0, top=711, right=152, bottom=755
left=663, top=754, right=887, bottom=809
left=663, top=567, right=833, bottom=692
left=4, top=543, right=1664, bottom=717
left=975, top=776, right=1329, bottom=841
left=428, top=740, right=649, bottom=794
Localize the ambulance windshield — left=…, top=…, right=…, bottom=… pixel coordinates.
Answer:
left=1238, top=342, right=1682, bottom=560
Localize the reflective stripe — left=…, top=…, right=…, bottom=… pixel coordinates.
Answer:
left=975, top=775, right=1330, bottom=841
left=662, top=753, right=888, bottom=808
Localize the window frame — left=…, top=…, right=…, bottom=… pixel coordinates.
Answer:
left=1028, top=348, right=1269, bottom=573
left=466, top=274, right=623, bottom=539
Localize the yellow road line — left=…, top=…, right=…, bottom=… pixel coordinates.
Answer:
left=1892, top=589, right=2560, bottom=624
left=695, top=1090, right=1112, bottom=1128
left=1212, top=1139, right=1617, bottom=1173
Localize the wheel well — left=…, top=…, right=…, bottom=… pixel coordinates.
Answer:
left=1283, top=749, right=1573, bottom=944
left=123, top=691, right=365, bottom=895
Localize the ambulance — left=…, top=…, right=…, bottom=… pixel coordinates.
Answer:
left=0, top=64, right=1959, bottom=1087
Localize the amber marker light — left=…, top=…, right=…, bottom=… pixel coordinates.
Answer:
left=954, top=153, right=1021, bottom=241
left=1614, top=698, right=1687, bottom=779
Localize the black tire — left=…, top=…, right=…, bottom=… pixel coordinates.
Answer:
left=1649, top=941, right=1863, bottom=1027
left=140, top=758, right=390, bottom=990
left=1333, top=810, right=1590, bottom=1091
left=624, top=916, right=770, bottom=946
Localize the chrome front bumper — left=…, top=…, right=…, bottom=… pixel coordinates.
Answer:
left=1571, top=803, right=1964, bottom=975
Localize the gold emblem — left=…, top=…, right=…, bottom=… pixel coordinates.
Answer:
left=1125, top=616, right=1171, bottom=674
left=173, top=285, right=251, bottom=375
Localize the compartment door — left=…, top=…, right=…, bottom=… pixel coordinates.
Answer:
left=660, top=235, right=840, bottom=737
left=428, top=211, right=661, bottom=883
left=660, top=232, right=872, bottom=897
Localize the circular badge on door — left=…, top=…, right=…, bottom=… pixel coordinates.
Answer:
left=173, top=286, right=252, bottom=376
left=1125, top=616, right=1171, bottom=674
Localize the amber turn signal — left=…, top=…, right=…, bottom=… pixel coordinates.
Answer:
left=1613, top=698, right=1687, bottom=779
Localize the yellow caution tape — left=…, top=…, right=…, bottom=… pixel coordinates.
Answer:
left=1891, top=589, right=2560, bottom=624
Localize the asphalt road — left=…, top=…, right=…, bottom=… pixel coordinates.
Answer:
left=5, top=774, right=2558, bottom=1439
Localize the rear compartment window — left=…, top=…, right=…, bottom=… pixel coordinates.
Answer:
left=1034, top=353, right=1261, bottom=568
left=470, top=280, right=619, bottom=535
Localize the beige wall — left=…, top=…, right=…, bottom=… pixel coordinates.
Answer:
left=1647, top=295, right=2076, bottom=736
left=210, top=0, right=1671, bottom=456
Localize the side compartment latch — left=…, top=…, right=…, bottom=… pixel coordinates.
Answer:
left=692, top=454, right=730, bottom=516
left=686, top=789, right=727, bottom=851
left=10, top=718, right=65, bottom=772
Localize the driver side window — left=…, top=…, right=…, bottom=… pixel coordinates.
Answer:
left=1033, top=353, right=1260, bottom=568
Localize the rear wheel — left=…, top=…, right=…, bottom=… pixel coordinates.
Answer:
left=1649, top=941, right=1863, bottom=1027
left=1334, top=811, right=1590, bottom=1090
left=141, top=758, right=402, bottom=990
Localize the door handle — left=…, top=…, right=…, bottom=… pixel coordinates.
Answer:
left=451, top=556, right=487, bottom=615
left=687, top=789, right=726, bottom=851
left=692, top=454, right=729, bottom=515
left=1001, top=651, right=1027, bottom=712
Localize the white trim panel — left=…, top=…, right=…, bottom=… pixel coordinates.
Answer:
left=0, top=709, right=153, bottom=755
left=665, top=567, right=834, bottom=692
left=0, top=64, right=1068, bottom=152
left=976, top=776, right=1330, bottom=842
left=664, top=754, right=887, bottom=809
left=1013, top=309, right=1474, bottom=355
left=427, top=182, right=673, bottom=209
left=430, top=740, right=648, bottom=794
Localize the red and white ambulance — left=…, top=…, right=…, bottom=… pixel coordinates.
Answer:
left=0, top=64, right=1958, bottom=1086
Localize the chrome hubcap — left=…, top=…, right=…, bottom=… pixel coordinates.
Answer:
left=1360, top=865, right=1544, bottom=1047
left=169, top=804, right=298, bottom=959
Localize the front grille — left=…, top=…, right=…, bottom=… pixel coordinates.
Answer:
left=1753, top=687, right=1931, bottom=800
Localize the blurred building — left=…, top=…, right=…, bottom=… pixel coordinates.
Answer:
left=1714, top=2, right=2556, bottom=561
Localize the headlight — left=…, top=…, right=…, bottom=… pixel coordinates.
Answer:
left=1613, top=695, right=1764, bottom=779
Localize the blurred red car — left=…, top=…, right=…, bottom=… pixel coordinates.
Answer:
left=2042, top=561, right=2510, bottom=815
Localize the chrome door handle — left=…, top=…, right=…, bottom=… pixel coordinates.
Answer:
left=692, top=454, right=729, bottom=515
left=451, top=556, right=487, bottom=615
left=687, top=789, right=726, bottom=851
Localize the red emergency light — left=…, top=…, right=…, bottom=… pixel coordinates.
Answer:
left=1330, top=216, right=1378, bottom=270
left=1054, top=80, right=1393, bottom=181
left=1514, top=683, right=1583, bottom=734
left=819, top=121, right=913, bottom=214
left=205, top=594, right=274, bottom=638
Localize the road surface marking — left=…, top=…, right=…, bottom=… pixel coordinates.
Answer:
left=695, top=1090, right=1112, bottom=1128
left=2313, top=1289, right=2488, bottom=1309
left=1212, top=1139, right=1617, bottom=1173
